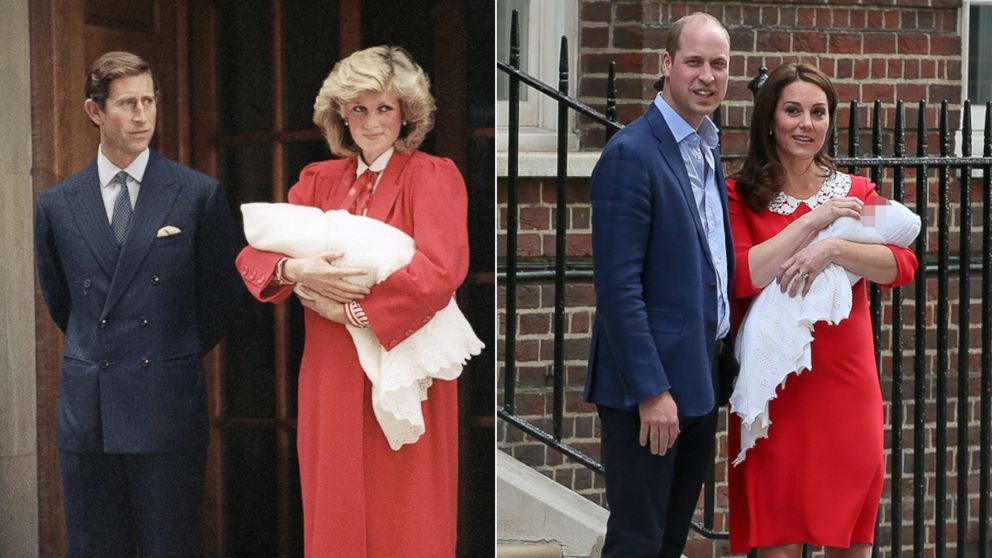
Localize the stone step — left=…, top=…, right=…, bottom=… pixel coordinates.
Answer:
left=497, top=451, right=607, bottom=558
left=496, top=542, right=564, bottom=558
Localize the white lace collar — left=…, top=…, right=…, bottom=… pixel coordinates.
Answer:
left=767, top=172, right=852, bottom=215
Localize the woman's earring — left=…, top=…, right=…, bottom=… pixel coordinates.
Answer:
left=343, top=119, right=349, bottom=127
left=768, top=130, right=773, bottom=136
left=402, top=120, right=407, bottom=126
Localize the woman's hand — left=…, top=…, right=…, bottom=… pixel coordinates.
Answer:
left=283, top=252, right=369, bottom=303
left=801, top=196, right=864, bottom=231
left=296, top=285, right=348, bottom=324
left=776, top=238, right=840, bottom=297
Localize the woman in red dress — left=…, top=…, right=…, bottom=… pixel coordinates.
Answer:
left=727, top=63, right=917, bottom=557
left=236, top=46, right=466, bottom=557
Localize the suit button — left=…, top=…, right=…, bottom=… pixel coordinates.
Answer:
left=139, top=318, right=149, bottom=326
left=709, top=322, right=717, bottom=332
left=150, top=275, right=160, bottom=285
left=709, top=282, right=717, bottom=291
left=99, top=319, right=107, bottom=328
left=99, top=360, right=109, bottom=369
left=140, top=358, right=150, bottom=368
left=83, top=279, right=92, bottom=288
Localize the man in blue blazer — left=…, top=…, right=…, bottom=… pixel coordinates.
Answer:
left=35, top=51, right=243, bottom=558
left=585, top=13, right=735, bottom=557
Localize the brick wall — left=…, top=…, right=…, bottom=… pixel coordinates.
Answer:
left=576, top=0, right=964, bottom=157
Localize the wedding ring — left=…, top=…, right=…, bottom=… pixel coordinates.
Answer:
left=801, top=272, right=810, bottom=280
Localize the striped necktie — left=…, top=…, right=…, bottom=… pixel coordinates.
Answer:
left=111, top=171, right=132, bottom=246
left=349, top=169, right=379, bottom=216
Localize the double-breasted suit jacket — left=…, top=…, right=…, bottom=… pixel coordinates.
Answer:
left=35, top=150, right=243, bottom=454
left=585, top=104, right=736, bottom=416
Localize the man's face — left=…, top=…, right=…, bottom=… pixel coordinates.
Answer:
left=661, top=20, right=730, bottom=128
left=85, top=73, right=157, bottom=168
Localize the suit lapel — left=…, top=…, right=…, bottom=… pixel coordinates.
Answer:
left=101, top=152, right=181, bottom=318
left=66, top=161, right=119, bottom=278
left=365, top=151, right=412, bottom=221
left=647, top=107, right=713, bottom=264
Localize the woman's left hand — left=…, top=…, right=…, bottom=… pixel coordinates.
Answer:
left=296, top=285, right=348, bottom=324
left=776, top=238, right=839, bottom=297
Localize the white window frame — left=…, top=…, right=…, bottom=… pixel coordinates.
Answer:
left=497, top=0, right=579, bottom=154
left=960, top=0, right=992, bottom=160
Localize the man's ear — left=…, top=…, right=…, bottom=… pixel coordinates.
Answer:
left=661, top=52, right=672, bottom=77
left=84, top=99, right=103, bottom=126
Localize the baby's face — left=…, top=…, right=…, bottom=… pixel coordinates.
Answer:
left=861, top=196, right=890, bottom=227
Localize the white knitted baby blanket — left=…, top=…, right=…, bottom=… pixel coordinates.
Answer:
left=241, top=203, right=485, bottom=450
left=731, top=199, right=920, bottom=465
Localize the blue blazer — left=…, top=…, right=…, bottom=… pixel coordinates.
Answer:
left=585, top=105, right=735, bottom=416
left=35, top=150, right=244, bottom=453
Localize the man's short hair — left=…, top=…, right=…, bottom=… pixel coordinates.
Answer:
left=85, top=51, right=159, bottom=109
left=665, top=12, right=729, bottom=58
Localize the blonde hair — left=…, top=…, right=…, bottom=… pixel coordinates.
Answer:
left=313, top=46, right=436, bottom=158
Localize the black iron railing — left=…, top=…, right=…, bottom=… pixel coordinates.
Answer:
left=498, top=12, right=992, bottom=557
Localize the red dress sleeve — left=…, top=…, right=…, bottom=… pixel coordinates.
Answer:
left=235, top=162, right=324, bottom=303
left=858, top=176, right=919, bottom=288
left=361, top=156, right=470, bottom=349
left=727, top=179, right=760, bottom=299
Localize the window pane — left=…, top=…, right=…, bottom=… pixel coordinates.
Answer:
left=218, top=0, right=273, bottom=135
left=283, top=0, right=339, bottom=131
left=497, top=0, right=529, bottom=101
left=968, top=5, right=992, bottom=103
left=224, top=430, right=277, bottom=556
left=221, top=145, right=276, bottom=420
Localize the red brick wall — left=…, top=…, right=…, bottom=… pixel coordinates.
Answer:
left=576, top=0, right=964, bottom=157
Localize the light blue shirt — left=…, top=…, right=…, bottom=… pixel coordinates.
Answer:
left=653, top=94, right=730, bottom=339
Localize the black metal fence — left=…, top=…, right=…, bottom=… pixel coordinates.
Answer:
left=498, top=11, right=992, bottom=558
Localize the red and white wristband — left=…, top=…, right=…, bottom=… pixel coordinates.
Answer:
left=345, top=301, right=370, bottom=328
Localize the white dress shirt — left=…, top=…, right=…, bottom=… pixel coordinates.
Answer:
left=97, top=146, right=150, bottom=224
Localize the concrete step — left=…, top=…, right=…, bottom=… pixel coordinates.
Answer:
left=497, top=450, right=607, bottom=558
left=496, top=542, right=563, bottom=558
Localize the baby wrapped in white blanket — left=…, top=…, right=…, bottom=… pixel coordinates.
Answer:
left=241, top=203, right=485, bottom=450
left=730, top=198, right=920, bottom=465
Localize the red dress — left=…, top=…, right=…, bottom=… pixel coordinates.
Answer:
left=237, top=150, right=467, bottom=557
left=726, top=174, right=917, bottom=552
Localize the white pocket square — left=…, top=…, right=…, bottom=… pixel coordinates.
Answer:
left=156, top=226, right=182, bottom=238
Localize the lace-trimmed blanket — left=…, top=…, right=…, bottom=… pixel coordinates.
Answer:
left=730, top=199, right=920, bottom=465
left=241, top=203, right=485, bottom=450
